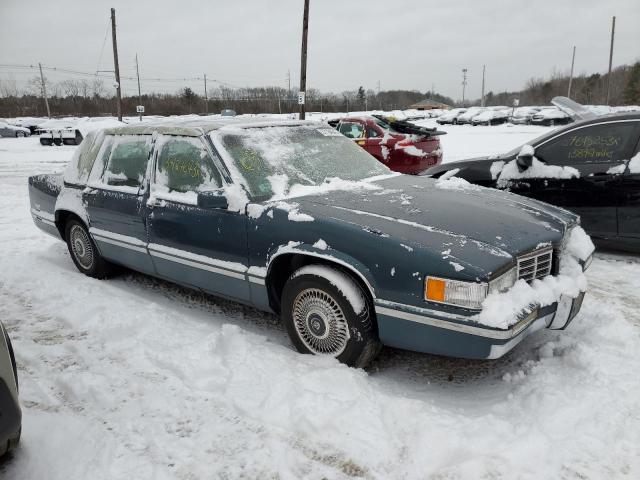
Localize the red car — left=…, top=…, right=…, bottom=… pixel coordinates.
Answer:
left=335, top=115, right=444, bottom=174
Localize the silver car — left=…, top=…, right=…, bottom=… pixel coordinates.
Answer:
left=0, top=321, right=20, bottom=457
left=0, top=121, right=30, bottom=138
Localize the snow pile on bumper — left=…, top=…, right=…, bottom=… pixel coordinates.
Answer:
left=477, top=226, right=594, bottom=330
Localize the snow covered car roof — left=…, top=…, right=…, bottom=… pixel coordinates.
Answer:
left=103, top=118, right=308, bottom=137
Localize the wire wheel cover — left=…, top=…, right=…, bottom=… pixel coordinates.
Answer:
left=292, top=288, right=350, bottom=356
left=70, top=224, right=94, bottom=270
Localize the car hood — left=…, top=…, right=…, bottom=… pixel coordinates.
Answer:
left=295, top=175, right=576, bottom=261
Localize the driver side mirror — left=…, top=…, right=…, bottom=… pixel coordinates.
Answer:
left=516, top=145, right=535, bottom=172
left=197, top=190, right=228, bottom=210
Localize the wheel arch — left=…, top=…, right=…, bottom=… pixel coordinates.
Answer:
left=265, top=251, right=377, bottom=316
left=55, top=210, right=86, bottom=241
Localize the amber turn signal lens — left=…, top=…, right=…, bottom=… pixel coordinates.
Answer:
left=426, top=278, right=446, bottom=302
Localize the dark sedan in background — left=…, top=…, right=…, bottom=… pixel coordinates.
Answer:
left=425, top=112, right=640, bottom=252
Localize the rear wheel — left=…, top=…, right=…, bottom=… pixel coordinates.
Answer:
left=65, top=218, right=114, bottom=278
left=15, top=131, right=25, bottom=138
left=281, top=265, right=381, bottom=367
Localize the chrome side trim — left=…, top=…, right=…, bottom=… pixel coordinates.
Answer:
left=89, top=228, right=148, bottom=253
left=30, top=208, right=56, bottom=223
left=375, top=300, right=539, bottom=340
left=32, top=214, right=56, bottom=227
left=149, top=249, right=246, bottom=280
left=92, top=234, right=148, bottom=253
left=248, top=276, right=266, bottom=285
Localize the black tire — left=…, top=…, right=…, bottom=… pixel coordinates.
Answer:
left=65, top=218, right=114, bottom=278
left=0, top=427, right=20, bottom=458
left=15, top=131, right=25, bottom=138
left=40, top=138, right=53, bottom=146
left=281, top=266, right=381, bottom=368
left=53, top=138, right=62, bottom=146
left=4, top=330, right=17, bottom=390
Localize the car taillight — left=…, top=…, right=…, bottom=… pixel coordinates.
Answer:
left=396, top=139, right=414, bottom=148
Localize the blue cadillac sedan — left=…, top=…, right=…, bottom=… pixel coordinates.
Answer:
left=28, top=119, right=594, bottom=367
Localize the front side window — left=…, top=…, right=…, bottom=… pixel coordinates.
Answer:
left=535, top=122, right=639, bottom=165
left=339, top=122, right=365, bottom=139
left=154, top=137, right=221, bottom=195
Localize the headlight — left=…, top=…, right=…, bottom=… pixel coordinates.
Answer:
left=424, top=267, right=517, bottom=310
left=489, top=267, right=518, bottom=294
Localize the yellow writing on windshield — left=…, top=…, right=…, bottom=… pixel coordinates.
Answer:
left=237, top=149, right=263, bottom=172
left=164, top=158, right=200, bottom=178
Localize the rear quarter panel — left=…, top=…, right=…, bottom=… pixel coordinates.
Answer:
left=29, top=173, right=63, bottom=237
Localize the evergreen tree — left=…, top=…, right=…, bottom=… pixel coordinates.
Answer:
left=623, top=62, right=640, bottom=105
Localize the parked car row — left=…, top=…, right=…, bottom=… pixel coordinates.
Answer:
left=436, top=106, right=573, bottom=126
left=29, top=117, right=593, bottom=370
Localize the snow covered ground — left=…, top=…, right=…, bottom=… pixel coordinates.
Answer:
left=1, top=125, right=639, bottom=479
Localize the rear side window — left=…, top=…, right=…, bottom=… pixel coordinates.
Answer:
left=152, top=136, right=222, bottom=204
left=88, top=135, right=152, bottom=192
left=339, top=122, right=365, bottom=139
left=536, top=122, right=640, bottom=166
left=63, top=130, right=101, bottom=185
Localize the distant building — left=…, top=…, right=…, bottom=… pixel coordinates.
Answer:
left=408, top=99, right=451, bottom=110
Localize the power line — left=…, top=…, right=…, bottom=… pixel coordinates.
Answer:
left=95, top=17, right=111, bottom=74
left=0, top=63, right=239, bottom=88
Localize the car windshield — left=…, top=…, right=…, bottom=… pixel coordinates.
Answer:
left=215, top=124, right=390, bottom=199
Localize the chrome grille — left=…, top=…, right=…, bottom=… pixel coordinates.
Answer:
left=517, top=247, right=553, bottom=283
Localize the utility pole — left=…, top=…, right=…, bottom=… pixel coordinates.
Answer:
left=480, top=65, right=486, bottom=107
left=377, top=79, right=381, bottom=109
left=461, top=68, right=468, bottom=106
left=605, top=16, right=616, bottom=105
left=38, top=62, right=51, bottom=118
left=111, top=8, right=122, bottom=121
left=298, top=0, right=310, bottom=120
left=135, top=54, right=142, bottom=122
left=203, top=73, right=208, bottom=115
left=567, top=46, right=576, bottom=98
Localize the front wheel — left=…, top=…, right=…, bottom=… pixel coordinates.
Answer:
left=65, top=218, right=114, bottom=278
left=281, top=265, right=381, bottom=367
left=16, top=131, right=25, bottom=138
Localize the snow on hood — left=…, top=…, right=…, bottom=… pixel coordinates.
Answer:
left=295, top=175, right=577, bottom=264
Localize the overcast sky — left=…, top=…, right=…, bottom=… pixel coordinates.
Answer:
left=1, top=0, right=638, bottom=101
